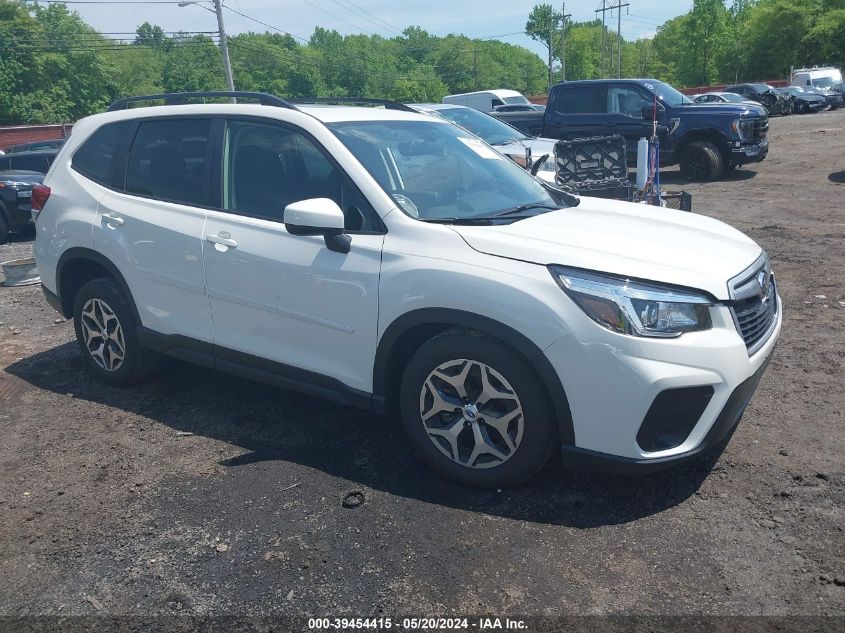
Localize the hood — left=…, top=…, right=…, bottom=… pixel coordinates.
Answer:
left=449, top=197, right=762, bottom=300
left=675, top=102, right=763, bottom=117
left=495, top=137, right=558, bottom=183
left=495, top=137, right=556, bottom=161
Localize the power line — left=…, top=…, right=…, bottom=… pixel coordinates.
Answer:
left=328, top=0, right=402, bottom=35
left=222, top=5, right=310, bottom=43
left=297, top=0, right=380, bottom=36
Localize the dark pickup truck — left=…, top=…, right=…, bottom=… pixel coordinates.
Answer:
left=492, top=79, right=769, bottom=181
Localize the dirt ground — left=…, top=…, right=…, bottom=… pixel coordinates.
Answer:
left=0, top=110, right=843, bottom=629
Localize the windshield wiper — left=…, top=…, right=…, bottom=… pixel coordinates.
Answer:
left=417, top=217, right=496, bottom=225
left=489, top=202, right=559, bottom=218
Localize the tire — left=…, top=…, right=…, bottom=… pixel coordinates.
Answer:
left=399, top=329, right=556, bottom=488
left=0, top=211, right=9, bottom=245
left=679, top=141, right=725, bottom=182
left=72, top=277, right=159, bottom=386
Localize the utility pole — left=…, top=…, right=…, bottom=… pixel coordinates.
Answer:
left=548, top=15, right=554, bottom=91
left=560, top=2, right=572, bottom=82
left=596, top=1, right=629, bottom=78
left=473, top=48, right=478, bottom=90
left=179, top=0, right=235, bottom=93
left=213, top=0, right=235, bottom=92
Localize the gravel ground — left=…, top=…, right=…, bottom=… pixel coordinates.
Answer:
left=0, top=110, right=843, bottom=628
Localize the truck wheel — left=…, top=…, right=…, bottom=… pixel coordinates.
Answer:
left=399, top=329, right=556, bottom=488
left=679, top=141, right=725, bottom=182
left=73, top=277, right=159, bottom=386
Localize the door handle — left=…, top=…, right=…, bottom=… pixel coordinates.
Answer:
left=102, top=213, right=124, bottom=227
left=206, top=232, right=238, bottom=249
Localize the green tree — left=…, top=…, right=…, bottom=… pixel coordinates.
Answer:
left=134, top=22, right=167, bottom=47
left=526, top=3, right=563, bottom=86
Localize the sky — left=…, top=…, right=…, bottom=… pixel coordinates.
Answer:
left=48, top=0, right=695, bottom=60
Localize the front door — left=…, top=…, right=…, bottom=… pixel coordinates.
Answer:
left=93, top=117, right=214, bottom=342
left=606, top=84, right=661, bottom=164
left=202, top=118, right=384, bottom=394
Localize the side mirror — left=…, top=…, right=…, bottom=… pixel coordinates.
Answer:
left=284, top=198, right=350, bottom=254
left=642, top=104, right=664, bottom=120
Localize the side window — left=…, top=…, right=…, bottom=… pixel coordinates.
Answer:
left=555, top=86, right=608, bottom=114
left=608, top=86, right=650, bottom=118
left=72, top=121, right=131, bottom=186
left=10, top=155, right=48, bottom=173
left=0, top=157, right=9, bottom=170
left=223, top=120, right=379, bottom=232
left=125, top=118, right=211, bottom=206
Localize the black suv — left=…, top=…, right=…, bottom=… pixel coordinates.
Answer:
left=0, top=170, right=43, bottom=243
left=725, top=84, right=788, bottom=115
left=0, top=149, right=59, bottom=174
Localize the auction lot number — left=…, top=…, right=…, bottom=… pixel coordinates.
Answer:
left=308, top=618, right=474, bottom=630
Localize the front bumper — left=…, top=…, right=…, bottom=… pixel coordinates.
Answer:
left=545, top=291, right=781, bottom=472
left=560, top=347, right=774, bottom=473
left=731, top=139, right=768, bottom=165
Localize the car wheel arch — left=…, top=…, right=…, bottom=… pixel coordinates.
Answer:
left=56, top=248, right=140, bottom=322
left=373, top=308, right=575, bottom=445
left=677, top=128, right=732, bottom=161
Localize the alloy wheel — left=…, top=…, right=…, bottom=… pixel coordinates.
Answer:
left=418, top=359, right=524, bottom=469
left=80, top=298, right=126, bottom=372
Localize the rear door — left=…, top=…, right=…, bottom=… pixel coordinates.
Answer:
left=544, top=84, right=611, bottom=140
left=201, top=117, right=384, bottom=393
left=93, top=116, right=215, bottom=342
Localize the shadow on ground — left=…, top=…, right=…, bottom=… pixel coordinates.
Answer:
left=7, top=342, right=725, bottom=528
left=656, top=168, right=758, bottom=186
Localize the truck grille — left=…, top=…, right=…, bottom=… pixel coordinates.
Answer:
left=728, top=255, right=778, bottom=355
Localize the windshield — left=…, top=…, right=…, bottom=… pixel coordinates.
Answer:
left=813, top=77, right=842, bottom=89
left=503, top=95, right=530, bottom=105
left=649, top=80, right=692, bottom=106
left=432, top=107, right=528, bottom=145
left=329, top=120, right=558, bottom=222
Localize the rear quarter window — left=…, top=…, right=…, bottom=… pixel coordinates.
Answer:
left=72, top=121, right=132, bottom=186
left=554, top=86, right=608, bottom=114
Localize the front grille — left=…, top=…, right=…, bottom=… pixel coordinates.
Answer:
left=729, top=255, right=778, bottom=355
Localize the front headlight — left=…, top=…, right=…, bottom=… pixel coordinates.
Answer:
left=550, top=265, right=713, bottom=337
left=732, top=118, right=755, bottom=140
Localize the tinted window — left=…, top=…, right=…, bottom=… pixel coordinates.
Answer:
left=73, top=121, right=131, bottom=186
left=555, top=86, right=608, bottom=114
left=0, top=157, right=9, bottom=170
left=10, top=155, right=49, bottom=173
left=125, top=118, right=211, bottom=206
left=608, top=86, right=650, bottom=117
left=224, top=120, right=378, bottom=232
left=433, top=107, right=527, bottom=145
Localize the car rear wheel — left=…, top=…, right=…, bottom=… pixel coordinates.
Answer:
left=399, top=330, right=556, bottom=488
left=73, top=277, right=159, bottom=386
left=679, top=141, right=725, bottom=182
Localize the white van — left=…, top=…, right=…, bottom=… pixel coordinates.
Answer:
left=442, top=89, right=531, bottom=112
left=791, top=66, right=843, bottom=90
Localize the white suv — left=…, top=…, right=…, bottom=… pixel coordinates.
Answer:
left=32, top=92, right=781, bottom=488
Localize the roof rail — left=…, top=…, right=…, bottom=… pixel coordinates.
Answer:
left=286, top=97, right=416, bottom=112
left=107, top=91, right=299, bottom=112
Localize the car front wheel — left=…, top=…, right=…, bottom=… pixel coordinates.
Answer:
left=399, top=330, right=556, bottom=488
left=679, top=141, right=725, bottom=182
